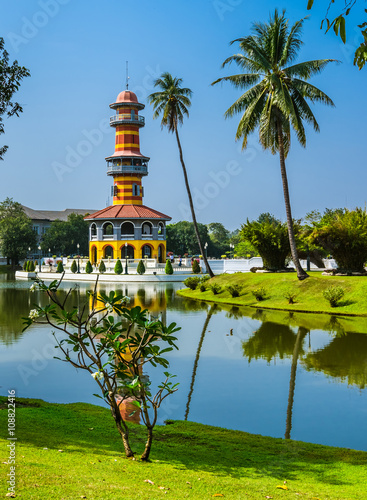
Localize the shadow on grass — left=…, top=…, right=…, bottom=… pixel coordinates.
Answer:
left=1, top=397, right=366, bottom=488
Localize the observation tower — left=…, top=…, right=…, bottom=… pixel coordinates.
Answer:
left=85, top=88, right=171, bottom=265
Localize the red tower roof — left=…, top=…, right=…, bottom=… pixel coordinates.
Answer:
left=110, top=90, right=144, bottom=110
left=85, top=204, right=171, bottom=221
left=116, top=90, right=138, bottom=103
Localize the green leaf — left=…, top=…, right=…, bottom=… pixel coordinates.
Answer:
left=306, top=0, right=314, bottom=9
left=93, top=393, right=103, bottom=400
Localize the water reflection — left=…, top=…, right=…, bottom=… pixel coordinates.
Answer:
left=2, top=276, right=367, bottom=450
left=185, top=304, right=218, bottom=420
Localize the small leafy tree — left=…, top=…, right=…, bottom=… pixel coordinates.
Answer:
left=56, top=261, right=64, bottom=273
left=284, top=290, right=297, bottom=304
left=137, top=260, right=146, bottom=275
left=71, top=260, right=77, bottom=274
left=23, top=278, right=180, bottom=461
left=99, top=260, right=106, bottom=274
left=85, top=261, right=93, bottom=274
left=192, top=259, right=201, bottom=274
left=165, top=259, right=173, bottom=275
left=114, top=259, right=123, bottom=275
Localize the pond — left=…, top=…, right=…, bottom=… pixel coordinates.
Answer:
left=1, top=272, right=367, bottom=452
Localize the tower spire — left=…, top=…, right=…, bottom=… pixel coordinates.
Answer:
left=126, top=61, right=129, bottom=90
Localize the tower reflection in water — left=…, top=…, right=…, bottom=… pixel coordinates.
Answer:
left=89, top=283, right=169, bottom=424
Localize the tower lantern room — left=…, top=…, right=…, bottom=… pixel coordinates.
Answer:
left=106, top=90, right=149, bottom=206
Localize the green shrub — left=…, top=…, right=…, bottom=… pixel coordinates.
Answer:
left=200, top=275, right=210, bottom=283
left=284, top=290, right=297, bottom=304
left=99, top=260, right=106, bottom=274
left=23, top=261, right=28, bottom=271
left=241, top=214, right=295, bottom=270
left=226, top=284, right=243, bottom=297
left=114, top=259, right=123, bottom=275
left=323, top=286, right=345, bottom=307
left=137, top=260, right=146, bottom=275
left=34, top=260, right=38, bottom=267
left=29, top=261, right=35, bottom=272
left=252, top=287, right=267, bottom=301
left=165, top=259, right=173, bottom=275
left=56, top=261, right=64, bottom=273
left=85, top=261, right=93, bottom=274
left=192, top=259, right=201, bottom=274
left=183, top=276, right=201, bottom=290
left=71, top=260, right=77, bottom=273
left=210, top=283, right=222, bottom=295
left=309, top=208, right=367, bottom=273
left=199, top=283, right=207, bottom=292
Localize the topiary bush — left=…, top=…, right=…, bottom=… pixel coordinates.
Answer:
left=252, top=287, right=267, bottom=301
left=23, top=261, right=28, bottom=271
left=226, top=284, right=243, bottom=297
left=199, top=283, right=207, bottom=292
left=323, top=286, right=345, bottom=307
left=85, top=261, right=93, bottom=274
left=210, top=283, right=222, bottom=295
left=99, top=260, right=106, bottom=274
left=165, top=259, right=173, bottom=275
left=137, top=260, right=146, bottom=275
left=192, top=259, right=201, bottom=274
left=71, top=260, right=77, bottom=273
left=29, top=261, right=35, bottom=272
left=56, top=261, right=64, bottom=273
left=183, top=276, right=201, bottom=290
left=114, top=259, right=123, bottom=275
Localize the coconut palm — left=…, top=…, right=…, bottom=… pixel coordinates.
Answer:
left=148, top=73, right=214, bottom=278
left=212, top=9, right=336, bottom=280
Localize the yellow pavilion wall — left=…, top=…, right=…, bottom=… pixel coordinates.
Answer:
left=89, top=239, right=166, bottom=263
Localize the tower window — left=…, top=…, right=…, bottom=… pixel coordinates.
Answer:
left=113, top=185, right=118, bottom=197
left=132, top=184, right=140, bottom=196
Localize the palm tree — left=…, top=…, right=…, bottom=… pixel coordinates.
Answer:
left=212, top=9, right=336, bottom=280
left=148, top=73, right=214, bottom=278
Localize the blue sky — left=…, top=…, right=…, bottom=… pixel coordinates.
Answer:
left=1, top=0, right=366, bottom=231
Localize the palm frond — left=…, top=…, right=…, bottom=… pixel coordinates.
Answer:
left=285, top=59, right=338, bottom=79
left=212, top=73, right=261, bottom=89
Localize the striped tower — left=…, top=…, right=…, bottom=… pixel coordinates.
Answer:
left=106, top=90, right=149, bottom=205
left=85, top=88, right=171, bottom=266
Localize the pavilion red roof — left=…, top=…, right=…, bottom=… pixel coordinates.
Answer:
left=84, top=204, right=171, bottom=221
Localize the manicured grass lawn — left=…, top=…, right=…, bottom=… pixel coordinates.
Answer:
left=1, top=397, right=367, bottom=499
left=178, top=272, right=367, bottom=316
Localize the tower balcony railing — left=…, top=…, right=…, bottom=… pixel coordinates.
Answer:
left=110, top=114, right=145, bottom=126
left=106, top=164, right=148, bottom=175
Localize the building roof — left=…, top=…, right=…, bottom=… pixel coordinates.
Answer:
left=110, top=90, right=145, bottom=110
left=85, top=204, right=171, bottom=221
left=23, top=206, right=97, bottom=222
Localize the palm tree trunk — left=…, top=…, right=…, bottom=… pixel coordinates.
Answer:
left=276, top=121, right=308, bottom=280
left=174, top=127, right=214, bottom=278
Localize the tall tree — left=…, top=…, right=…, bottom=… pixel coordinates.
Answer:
left=0, top=198, right=36, bottom=266
left=0, top=38, right=30, bottom=160
left=212, top=9, right=336, bottom=280
left=148, top=73, right=214, bottom=277
left=41, top=213, right=89, bottom=256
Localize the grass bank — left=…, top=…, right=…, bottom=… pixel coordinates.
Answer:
left=177, top=272, right=367, bottom=316
left=1, top=397, right=366, bottom=499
